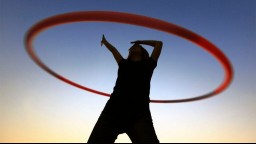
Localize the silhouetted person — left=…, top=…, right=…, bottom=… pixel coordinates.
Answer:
left=87, top=35, right=162, bottom=143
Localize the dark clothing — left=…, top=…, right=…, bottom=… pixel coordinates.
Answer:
left=113, top=57, right=156, bottom=98
left=88, top=57, right=159, bottom=143
left=104, top=58, right=157, bottom=119
left=87, top=111, right=159, bottom=143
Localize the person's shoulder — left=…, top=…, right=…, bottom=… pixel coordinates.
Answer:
left=118, top=58, right=127, bottom=66
left=148, top=57, right=157, bottom=68
left=149, top=57, right=157, bottom=63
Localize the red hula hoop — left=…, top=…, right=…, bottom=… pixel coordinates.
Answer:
left=24, top=11, right=233, bottom=103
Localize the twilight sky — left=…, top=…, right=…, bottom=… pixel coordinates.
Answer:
left=0, top=0, right=255, bottom=143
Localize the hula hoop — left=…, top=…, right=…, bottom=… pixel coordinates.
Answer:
left=24, top=11, right=233, bottom=103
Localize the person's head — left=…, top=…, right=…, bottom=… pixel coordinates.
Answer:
left=127, top=44, right=149, bottom=61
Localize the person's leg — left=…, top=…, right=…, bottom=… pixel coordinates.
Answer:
left=126, top=115, right=159, bottom=143
left=87, top=112, right=119, bottom=143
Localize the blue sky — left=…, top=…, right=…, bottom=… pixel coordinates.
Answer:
left=1, top=0, right=255, bottom=142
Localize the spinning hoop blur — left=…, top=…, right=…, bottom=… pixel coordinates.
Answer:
left=24, top=11, right=233, bottom=103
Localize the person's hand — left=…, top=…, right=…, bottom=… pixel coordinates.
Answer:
left=101, top=34, right=107, bottom=46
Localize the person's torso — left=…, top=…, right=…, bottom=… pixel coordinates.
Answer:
left=103, top=58, right=157, bottom=118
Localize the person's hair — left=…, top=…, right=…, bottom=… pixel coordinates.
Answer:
left=127, top=44, right=149, bottom=61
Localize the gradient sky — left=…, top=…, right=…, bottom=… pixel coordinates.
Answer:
left=1, top=0, right=255, bottom=143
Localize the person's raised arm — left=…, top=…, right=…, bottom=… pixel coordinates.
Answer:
left=131, top=40, right=163, bottom=61
left=101, top=35, right=123, bottom=64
